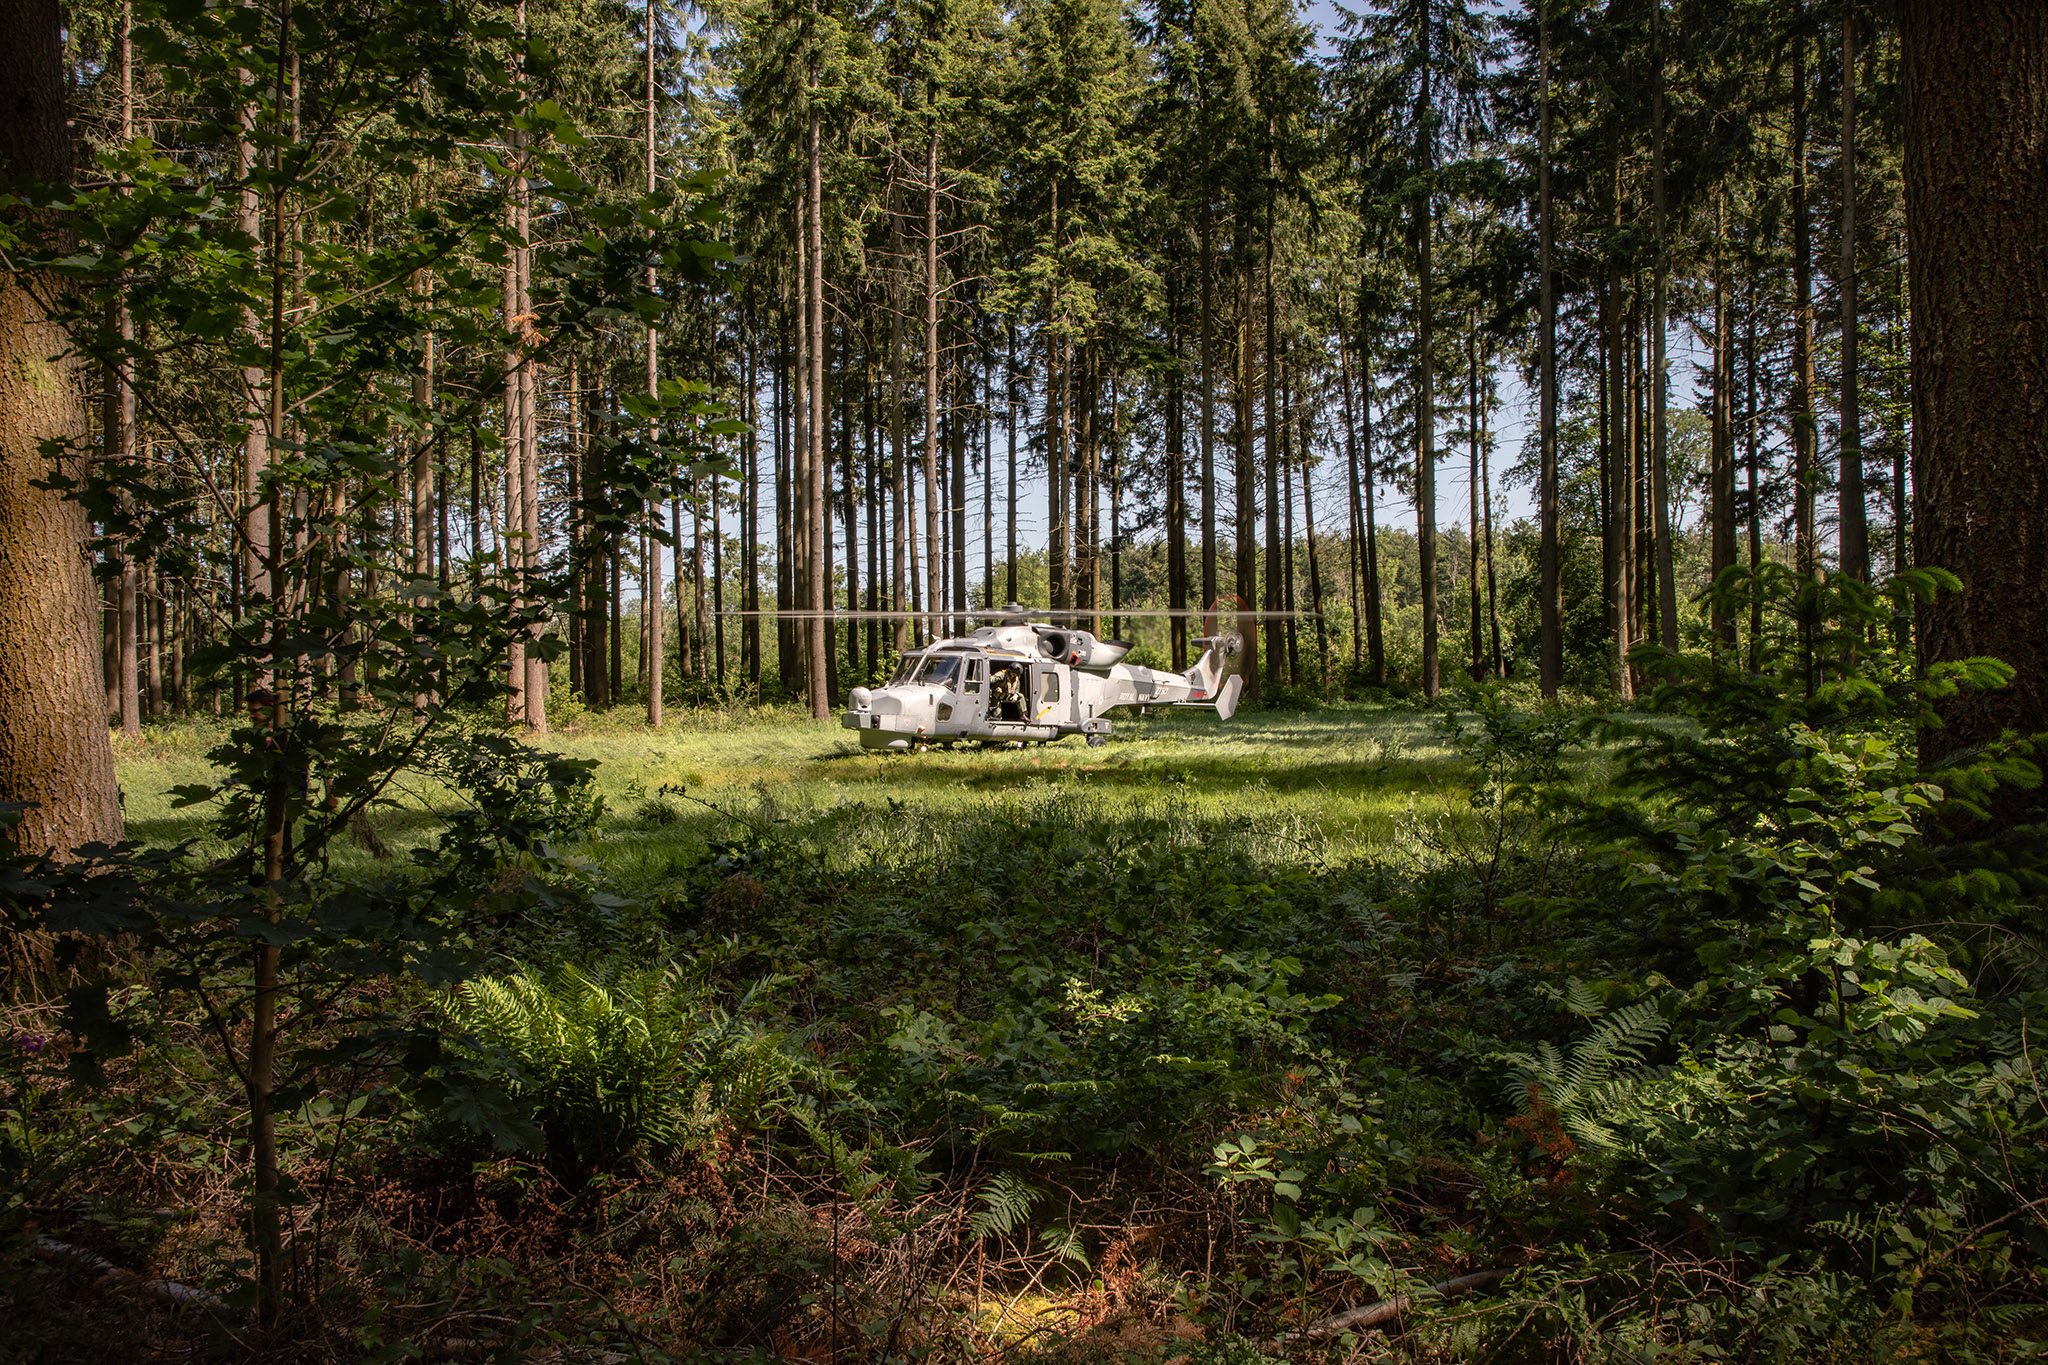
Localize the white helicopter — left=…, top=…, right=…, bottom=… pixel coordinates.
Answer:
left=843, top=604, right=1245, bottom=751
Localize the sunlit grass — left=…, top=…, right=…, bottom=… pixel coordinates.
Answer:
left=111, top=699, right=1475, bottom=873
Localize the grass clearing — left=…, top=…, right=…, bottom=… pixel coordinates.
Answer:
left=113, top=701, right=1475, bottom=873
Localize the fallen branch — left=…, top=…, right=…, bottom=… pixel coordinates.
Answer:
left=30, top=1236, right=231, bottom=1313
left=1293, top=1268, right=1510, bottom=1340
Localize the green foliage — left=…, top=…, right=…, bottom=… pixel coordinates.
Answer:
left=1464, top=567, right=2048, bottom=1349
left=1495, top=985, right=1667, bottom=1155
left=435, top=958, right=796, bottom=1175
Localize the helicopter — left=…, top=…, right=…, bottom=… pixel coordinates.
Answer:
left=842, top=604, right=1245, bottom=751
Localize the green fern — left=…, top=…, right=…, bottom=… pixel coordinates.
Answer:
left=968, top=1171, right=1041, bottom=1242
left=1497, top=985, right=1668, bottom=1154
left=440, top=959, right=795, bottom=1171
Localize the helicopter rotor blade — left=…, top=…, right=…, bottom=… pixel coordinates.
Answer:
left=708, top=607, right=1320, bottom=620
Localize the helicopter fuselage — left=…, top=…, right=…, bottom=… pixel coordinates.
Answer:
left=841, top=621, right=1240, bottom=750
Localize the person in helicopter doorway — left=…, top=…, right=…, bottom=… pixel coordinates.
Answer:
left=991, top=663, right=1025, bottom=721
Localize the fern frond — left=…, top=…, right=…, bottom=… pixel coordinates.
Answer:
left=969, top=1172, right=1041, bottom=1241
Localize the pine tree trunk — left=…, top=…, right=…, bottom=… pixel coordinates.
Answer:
left=567, top=358, right=583, bottom=698
left=981, top=358, right=992, bottom=611
left=1166, top=273, right=1188, bottom=668
left=644, top=30, right=664, bottom=727
left=1711, top=191, right=1737, bottom=646
left=1301, top=401, right=1328, bottom=682
left=744, top=315, right=760, bottom=689
left=504, top=121, right=526, bottom=724
left=1199, top=202, right=1218, bottom=612
left=1468, top=326, right=1485, bottom=679
left=520, top=235, right=543, bottom=731
left=1901, top=0, right=2048, bottom=794
left=1537, top=5, right=1561, bottom=696
left=146, top=564, right=164, bottom=717
left=1337, top=325, right=1364, bottom=673
left=949, top=317, right=967, bottom=628
left=1604, top=165, right=1632, bottom=699
left=1416, top=192, right=1438, bottom=699
left=807, top=106, right=828, bottom=716
left=1050, top=334, right=1069, bottom=613
left=1234, top=263, right=1259, bottom=700
left=582, top=374, right=609, bottom=710
left=1262, top=183, right=1284, bottom=688
left=777, top=313, right=796, bottom=682
left=1651, top=0, right=1678, bottom=658
left=1361, top=349, right=1384, bottom=685
left=239, top=46, right=270, bottom=619
left=1006, top=329, right=1019, bottom=606
left=1482, top=393, right=1503, bottom=678
left=109, top=11, right=141, bottom=738
left=119, top=553, right=139, bottom=737
left=1791, top=24, right=1819, bottom=575
left=1077, top=344, right=1098, bottom=623
left=1279, top=346, right=1297, bottom=680
left=1414, top=10, right=1438, bottom=698
left=1839, top=12, right=1867, bottom=580
left=921, top=120, right=943, bottom=646
left=890, top=216, right=909, bottom=654
left=0, top=0, right=123, bottom=853
left=844, top=333, right=860, bottom=677
left=1626, top=295, right=1643, bottom=683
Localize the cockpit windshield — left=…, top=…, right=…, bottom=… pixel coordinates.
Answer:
left=915, top=655, right=964, bottom=689
left=886, top=653, right=967, bottom=689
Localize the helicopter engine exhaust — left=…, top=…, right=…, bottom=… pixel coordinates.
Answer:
left=1035, top=628, right=1130, bottom=668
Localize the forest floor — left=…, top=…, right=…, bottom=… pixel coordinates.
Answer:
left=31, top=700, right=1541, bottom=1362
left=20, top=697, right=2025, bottom=1361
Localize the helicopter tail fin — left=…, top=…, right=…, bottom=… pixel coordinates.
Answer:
left=1213, top=672, right=1243, bottom=721
left=1184, top=632, right=1244, bottom=714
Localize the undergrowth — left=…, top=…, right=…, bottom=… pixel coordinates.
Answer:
left=3, top=569, right=2045, bottom=1362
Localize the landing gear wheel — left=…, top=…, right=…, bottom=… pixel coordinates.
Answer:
left=1086, top=733, right=1108, bottom=748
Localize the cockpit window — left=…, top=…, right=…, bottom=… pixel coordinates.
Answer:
left=914, top=655, right=964, bottom=689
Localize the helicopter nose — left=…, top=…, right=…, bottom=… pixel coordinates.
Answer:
left=851, top=687, right=873, bottom=710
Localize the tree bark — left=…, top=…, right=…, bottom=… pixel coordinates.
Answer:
left=1006, top=328, right=1018, bottom=606
left=644, top=25, right=663, bottom=727
left=1234, top=262, right=1259, bottom=700
left=1468, top=323, right=1485, bottom=678
left=807, top=104, right=828, bottom=714
left=921, top=118, right=943, bottom=647
left=1537, top=3, right=1561, bottom=696
left=1650, top=0, right=1678, bottom=656
left=1711, top=189, right=1737, bottom=646
left=1415, top=21, right=1439, bottom=699
left=1199, top=200, right=1218, bottom=612
left=1167, top=272, right=1188, bottom=668
left=890, top=206, right=909, bottom=654
left=1262, top=181, right=1284, bottom=688
left=1839, top=11, right=1867, bottom=581
left=1604, top=161, right=1632, bottom=698
left=1901, top=0, right=2048, bottom=795
left=1360, top=347, right=1385, bottom=684
left=1337, top=324, right=1365, bottom=673
left=0, top=0, right=123, bottom=853
left=1791, top=20, right=1819, bottom=575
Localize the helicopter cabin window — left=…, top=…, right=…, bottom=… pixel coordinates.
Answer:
left=964, top=659, right=984, bottom=693
left=915, top=655, right=963, bottom=690
left=1039, top=670, right=1061, bottom=704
